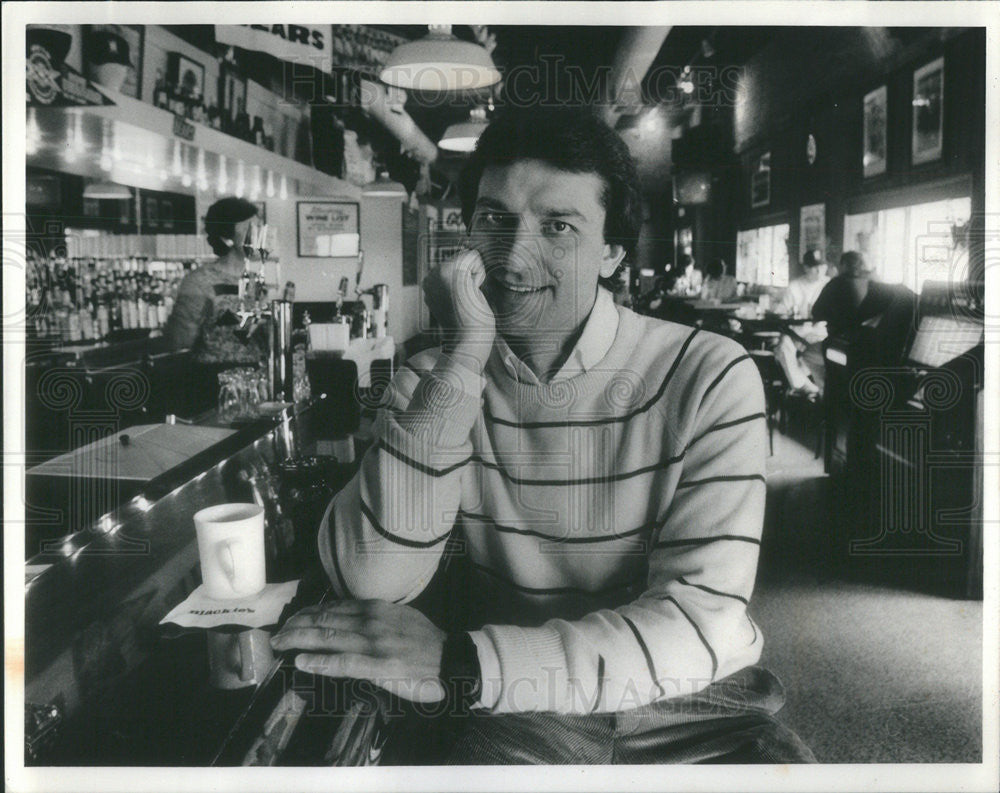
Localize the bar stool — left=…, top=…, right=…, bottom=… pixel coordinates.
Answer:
left=748, top=349, right=786, bottom=455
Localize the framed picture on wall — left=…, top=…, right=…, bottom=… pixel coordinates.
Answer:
left=862, top=85, right=887, bottom=177
left=751, top=151, right=771, bottom=208
left=912, top=57, right=944, bottom=165
left=85, top=24, right=144, bottom=99
left=297, top=201, right=360, bottom=257
left=168, top=52, right=206, bottom=99
left=799, top=203, right=826, bottom=262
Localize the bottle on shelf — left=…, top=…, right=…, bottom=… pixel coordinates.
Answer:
left=153, top=69, right=168, bottom=110
left=234, top=100, right=251, bottom=142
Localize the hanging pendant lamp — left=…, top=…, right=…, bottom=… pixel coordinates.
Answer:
left=380, top=25, right=501, bottom=92
left=363, top=170, right=407, bottom=199
left=439, top=107, right=489, bottom=153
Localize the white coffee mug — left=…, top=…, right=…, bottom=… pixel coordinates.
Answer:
left=207, top=629, right=275, bottom=689
left=194, top=503, right=266, bottom=599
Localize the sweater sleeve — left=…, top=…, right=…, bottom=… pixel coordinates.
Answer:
left=318, top=350, right=485, bottom=603
left=468, top=347, right=767, bottom=714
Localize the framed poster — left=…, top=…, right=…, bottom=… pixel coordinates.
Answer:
left=168, top=51, right=206, bottom=98
left=799, top=203, right=826, bottom=263
left=862, top=85, right=887, bottom=177
left=912, top=57, right=944, bottom=165
left=751, top=151, right=771, bottom=209
left=297, top=201, right=360, bottom=257
left=86, top=24, right=144, bottom=99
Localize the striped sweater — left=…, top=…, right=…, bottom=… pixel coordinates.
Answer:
left=319, top=305, right=767, bottom=715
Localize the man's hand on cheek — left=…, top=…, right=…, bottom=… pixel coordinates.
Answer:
left=422, top=245, right=496, bottom=371
left=270, top=599, right=448, bottom=704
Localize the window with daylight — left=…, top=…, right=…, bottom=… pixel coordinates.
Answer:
left=736, top=222, right=790, bottom=287
left=842, top=196, right=971, bottom=293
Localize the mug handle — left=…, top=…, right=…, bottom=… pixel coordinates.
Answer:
left=217, top=539, right=240, bottom=589
left=237, top=631, right=255, bottom=682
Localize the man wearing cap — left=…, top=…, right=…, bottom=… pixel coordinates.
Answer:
left=163, top=196, right=264, bottom=368
left=273, top=108, right=814, bottom=764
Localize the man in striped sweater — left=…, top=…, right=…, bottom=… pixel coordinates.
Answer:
left=272, top=108, right=814, bottom=764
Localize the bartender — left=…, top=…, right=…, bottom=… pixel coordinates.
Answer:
left=163, top=197, right=265, bottom=370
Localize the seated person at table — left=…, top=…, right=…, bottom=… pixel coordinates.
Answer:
left=671, top=253, right=702, bottom=296
left=773, top=250, right=830, bottom=395
left=273, top=108, right=814, bottom=765
left=812, top=250, right=891, bottom=337
left=812, top=250, right=916, bottom=366
left=700, top=257, right=739, bottom=303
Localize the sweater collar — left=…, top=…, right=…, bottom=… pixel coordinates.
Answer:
left=494, top=287, right=620, bottom=385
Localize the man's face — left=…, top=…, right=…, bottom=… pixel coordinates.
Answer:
left=469, top=159, right=624, bottom=341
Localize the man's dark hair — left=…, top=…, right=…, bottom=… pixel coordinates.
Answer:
left=204, top=197, right=258, bottom=257
left=706, top=258, right=727, bottom=279
left=802, top=249, right=823, bottom=269
left=459, top=107, right=643, bottom=292
left=839, top=250, right=869, bottom=276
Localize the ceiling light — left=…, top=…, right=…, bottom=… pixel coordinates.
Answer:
left=279, top=174, right=289, bottom=200
left=83, top=180, right=132, bottom=200
left=380, top=24, right=501, bottom=91
left=235, top=160, right=246, bottom=197
left=439, top=107, right=489, bottom=153
left=171, top=140, right=183, bottom=177
left=363, top=171, right=407, bottom=198
left=250, top=165, right=262, bottom=200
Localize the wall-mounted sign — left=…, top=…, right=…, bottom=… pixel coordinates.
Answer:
left=751, top=151, right=771, bottom=209
left=863, top=86, right=887, bottom=177
left=297, top=201, right=360, bottom=257
left=172, top=114, right=195, bottom=141
left=216, top=25, right=333, bottom=71
left=26, top=26, right=113, bottom=108
left=799, top=203, right=826, bottom=263
left=912, top=57, right=944, bottom=165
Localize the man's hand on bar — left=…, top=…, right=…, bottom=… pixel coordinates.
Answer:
left=270, top=599, right=448, bottom=704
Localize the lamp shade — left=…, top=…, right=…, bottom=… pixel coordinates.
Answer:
left=380, top=25, right=501, bottom=92
left=439, top=118, right=489, bottom=153
left=363, top=172, right=407, bottom=199
left=83, top=180, right=132, bottom=200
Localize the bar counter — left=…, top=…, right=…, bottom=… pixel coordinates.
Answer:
left=24, top=398, right=386, bottom=765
